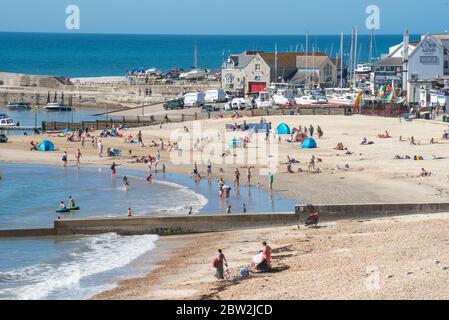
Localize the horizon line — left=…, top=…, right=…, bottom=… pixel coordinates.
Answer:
left=0, top=30, right=420, bottom=37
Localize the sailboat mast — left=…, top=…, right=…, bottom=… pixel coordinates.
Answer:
left=274, top=43, right=278, bottom=84
left=353, top=26, right=358, bottom=86
left=194, top=41, right=198, bottom=69
left=340, top=32, right=344, bottom=88
left=305, top=33, right=309, bottom=89
left=349, top=28, right=354, bottom=86
left=369, top=29, right=374, bottom=65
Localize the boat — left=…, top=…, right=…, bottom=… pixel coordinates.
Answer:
left=6, top=102, right=31, bottom=110
left=272, top=89, right=295, bottom=106
left=179, top=69, right=208, bottom=80
left=0, top=114, right=15, bottom=127
left=295, top=95, right=328, bottom=105
left=328, top=94, right=356, bottom=105
left=44, top=103, right=72, bottom=111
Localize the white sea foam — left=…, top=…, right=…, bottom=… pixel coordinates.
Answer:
left=0, top=233, right=159, bottom=300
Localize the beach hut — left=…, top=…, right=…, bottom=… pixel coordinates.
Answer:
left=276, top=123, right=291, bottom=135
left=37, top=140, right=55, bottom=152
left=301, top=138, right=317, bottom=149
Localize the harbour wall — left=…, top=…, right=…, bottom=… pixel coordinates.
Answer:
left=1, top=202, right=449, bottom=238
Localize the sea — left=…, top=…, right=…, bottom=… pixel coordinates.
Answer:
left=0, top=32, right=421, bottom=78
left=0, top=163, right=296, bottom=299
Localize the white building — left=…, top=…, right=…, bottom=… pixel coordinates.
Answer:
left=372, top=31, right=449, bottom=104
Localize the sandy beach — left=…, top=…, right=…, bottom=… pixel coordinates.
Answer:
left=2, top=113, right=449, bottom=299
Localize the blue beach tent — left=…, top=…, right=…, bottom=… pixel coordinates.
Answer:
left=276, top=123, right=291, bottom=135
left=301, top=138, right=317, bottom=149
left=37, top=140, right=55, bottom=151
left=226, top=138, right=242, bottom=148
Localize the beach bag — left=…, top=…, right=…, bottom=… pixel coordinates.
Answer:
left=212, top=258, right=220, bottom=268
left=239, top=267, right=249, bottom=278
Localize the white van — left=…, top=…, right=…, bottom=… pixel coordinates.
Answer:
left=204, top=89, right=227, bottom=103
left=231, top=98, right=247, bottom=110
left=183, top=92, right=205, bottom=108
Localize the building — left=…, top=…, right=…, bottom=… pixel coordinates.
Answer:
left=221, top=51, right=335, bottom=95
left=221, top=51, right=261, bottom=94
left=290, top=55, right=338, bottom=88
left=371, top=31, right=449, bottom=104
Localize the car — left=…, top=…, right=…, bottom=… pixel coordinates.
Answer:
left=163, top=98, right=185, bottom=110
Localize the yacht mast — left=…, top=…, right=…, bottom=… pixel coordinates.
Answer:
left=369, top=29, right=374, bottom=65
left=353, top=25, right=358, bottom=87
left=340, top=32, right=344, bottom=88
left=305, top=33, right=309, bottom=89
left=274, top=43, right=278, bottom=84
left=194, top=41, right=198, bottom=69
left=349, top=28, right=354, bottom=87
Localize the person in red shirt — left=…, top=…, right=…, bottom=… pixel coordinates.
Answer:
left=258, top=241, right=272, bottom=271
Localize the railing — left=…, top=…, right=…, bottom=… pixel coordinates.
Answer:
left=42, top=106, right=348, bottom=131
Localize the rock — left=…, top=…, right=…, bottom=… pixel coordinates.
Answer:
left=440, top=266, right=448, bottom=270
left=433, top=260, right=441, bottom=265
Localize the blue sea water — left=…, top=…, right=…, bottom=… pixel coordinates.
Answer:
left=0, top=32, right=420, bottom=78
left=0, top=163, right=296, bottom=299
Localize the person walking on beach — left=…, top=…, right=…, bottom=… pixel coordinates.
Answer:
left=97, top=140, right=103, bottom=157
left=137, top=131, right=143, bottom=147
left=62, top=151, right=68, bottom=167
left=214, top=249, right=228, bottom=280
left=75, top=149, right=82, bottom=167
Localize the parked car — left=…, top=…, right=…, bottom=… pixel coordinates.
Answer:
left=183, top=92, right=205, bottom=108
left=163, top=97, right=185, bottom=110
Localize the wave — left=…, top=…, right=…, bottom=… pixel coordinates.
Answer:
left=0, top=233, right=159, bottom=300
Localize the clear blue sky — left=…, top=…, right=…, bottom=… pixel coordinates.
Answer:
left=0, top=0, right=448, bottom=35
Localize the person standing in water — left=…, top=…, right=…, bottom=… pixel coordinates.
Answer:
left=62, top=151, right=68, bottom=167
left=268, top=172, right=274, bottom=191
left=123, top=176, right=129, bottom=191
left=128, top=208, right=132, bottom=217
left=243, top=204, right=247, bottom=213
left=75, top=149, right=82, bottom=167
left=110, top=162, right=119, bottom=177
left=226, top=205, right=231, bottom=214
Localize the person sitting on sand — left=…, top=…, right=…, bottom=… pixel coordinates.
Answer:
left=420, top=168, right=432, bottom=177
left=442, top=131, right=448, bottom=140
left=361, top=137, right=374, bottom=145
left=257, top=242, right=272, bottom=272
left=287, top=162, right=294, bottom=174
left=414, top=155, right=424, bottom=161
left=378, top=130, right=391, bottom=138
left=30, top=141, right=38, bottom=151
left=399, top=135, right=405, bottom=142
left=430, top=138, right=436, bottom=144
left=335, top=142, right=345, bottom=151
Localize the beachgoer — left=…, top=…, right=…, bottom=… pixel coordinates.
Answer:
left=234, top=168, right=240, bottom=187
left=59, top=201, right=66, bottom=209
left=123, top=176, right=129, bottom=191
left=207, top=159, right=212, bottom=177
left=246, top=166, right=252, bottom=185
left=97, top=140, right=103, bottom=157
left=146, top=174, right=153, bottom=183
left=257, top=241, right=272, bottom=272
left=62, top=151, right=68, bottom=167
left=137, top=131, right=143, bottom=147
left=128, top=208, right=132, bottom=217
left=111, top=162, right=118, bottom=176
left=243, top=204, right=247, bottom=213
left=68, top=196, right=76, bottom=208
left=226, top=205, right=231, bottom=214
left=214, top=249, right=228, bottom=280
left=75, top=149, right=82, bottom=167
left=268, top=173, right=274, bottom=190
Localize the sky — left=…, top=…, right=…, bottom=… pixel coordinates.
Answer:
left=0, top=0, right=448, bottom=35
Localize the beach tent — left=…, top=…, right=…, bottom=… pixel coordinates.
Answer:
left=301, top=138, right=317, bottom=149
left=226, top=138, right=242, bottom=149
left=276, top=123, right=291, bottom=135
left=37, top=140, right=55, bottom=152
